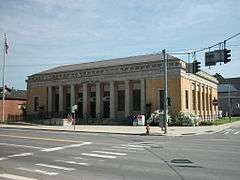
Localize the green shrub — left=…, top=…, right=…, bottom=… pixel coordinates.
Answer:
left=198, top=120, right=215, bottom=126
left=170, top=112, right=198, bottom=126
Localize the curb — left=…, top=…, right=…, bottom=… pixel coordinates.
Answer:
left=1, top=126, right=164, bottom=136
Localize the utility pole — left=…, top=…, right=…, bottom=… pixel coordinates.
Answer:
left=228, top=81, right=231, bottom=121
left=163, top=49, right=168, bottom=134
left=1, top=33, right=7, bottom=123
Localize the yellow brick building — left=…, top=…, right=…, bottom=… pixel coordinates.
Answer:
left=26, top=53, right=218, bottom=123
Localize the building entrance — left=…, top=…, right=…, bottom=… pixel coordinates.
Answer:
left=90, top=102, right=96, bottom=118
left=77, top=102, right=83, bottom=118
left=103, top=101, right=110, bottom=118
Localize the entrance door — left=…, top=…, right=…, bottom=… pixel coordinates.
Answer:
left=77, top=102, right=83, bottom=118
left=90, top=102, right=96, bottom=118
left=103, top=101, right=110, bottom=118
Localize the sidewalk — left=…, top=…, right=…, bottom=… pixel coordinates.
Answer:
left=1, top=121, right=240, bottom=136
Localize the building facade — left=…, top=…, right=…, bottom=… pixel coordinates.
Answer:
left=0, top=87, right=26, bottom=122
left=26, top=54, right=218, bottom=123
left=215, top=74, right=240, bottom=117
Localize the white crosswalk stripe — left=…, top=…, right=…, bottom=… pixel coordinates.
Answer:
left=112, top=145, right=145, bottom=151
left=0, top=157, right=8, bottom=161
left=0, top=173, right=37, bottom=180
left=102, top=148, right=137, bottom=153
left=41, top=142, right=91, bottom=152
left=92, top=151, right=127, bottom=156
left=16, top=167, right=58, bottom=176
left=221, top=130, right=240, bottom=135
left=54, top=160, right=88, bottom=166
left=8, top=153, right=33, bottom=158
left=81, top=153, right=117, bottom=159
left=35, top=163, right=75, bottom=171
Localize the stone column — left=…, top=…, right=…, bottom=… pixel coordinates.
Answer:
left=194, top=82, right=198, bottom=114
left=202, top=86, right=206, bottom=119
left=70, top=84, right=75, bottom=109
left=96, top=82, right=101, bottom=118
left=125, top=80, right=130, bottom=118
left=140, top=79, right=146, bottom=114
left=110, top=81, right=115, bottom=119
left=59, top=85, right=63, bottom=112
left=48, top=86, right=52, bottom=112
left=83, top=83, right=88, bottom=119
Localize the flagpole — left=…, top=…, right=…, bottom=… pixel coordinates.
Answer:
left=1, top=33, right=6, bottom=123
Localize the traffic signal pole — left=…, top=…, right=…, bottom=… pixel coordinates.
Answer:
left=163, top=49, right=168, bottom=134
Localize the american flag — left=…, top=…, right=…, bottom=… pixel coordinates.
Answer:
left=67, top=113, right=73, bottom=124
left=4, top=33, right=9, bottom=54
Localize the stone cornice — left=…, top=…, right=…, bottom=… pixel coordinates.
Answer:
left=27, top=60, right=182, bottom=87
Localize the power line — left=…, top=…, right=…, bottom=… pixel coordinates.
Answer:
left=167, top=32, right=240, bottom=55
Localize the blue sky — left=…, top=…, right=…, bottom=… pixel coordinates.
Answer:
left=0, top=0, right=240, bottom=90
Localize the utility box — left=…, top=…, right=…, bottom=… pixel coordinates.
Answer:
left=137, top=115, right=145, bottom=126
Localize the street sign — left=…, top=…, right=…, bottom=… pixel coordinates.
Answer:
left=205, top=49, right=225, bottom=66
left=212, top=99, right=218, bottom=106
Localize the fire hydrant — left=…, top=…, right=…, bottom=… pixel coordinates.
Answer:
left=146, top=124, right=150, bottom=135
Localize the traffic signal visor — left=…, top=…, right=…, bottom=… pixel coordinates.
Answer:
left=224, top=49, right=231, bottom=64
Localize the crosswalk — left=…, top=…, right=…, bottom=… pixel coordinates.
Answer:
left=0, top=142, right=147, bottom=179
left=218, top=128, right=240, bottom=135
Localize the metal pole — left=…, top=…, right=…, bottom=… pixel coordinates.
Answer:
left=73, top=111, right=76, bottom=131
left=163, top=49, right=168, bottom=134
left=228, top=81, right=231, bottom=121
left=1, top=33, right=6, bottom=123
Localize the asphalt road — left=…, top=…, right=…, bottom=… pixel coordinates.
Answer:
left=0, top=124, right=240, bottom=180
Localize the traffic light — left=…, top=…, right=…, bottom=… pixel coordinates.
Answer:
left=224, top=48, right=231, bottom=64
left=192, top=60, right=201, bottom=74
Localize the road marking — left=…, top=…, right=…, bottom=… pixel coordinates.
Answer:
left=54, top=160, right=88, bottom=166
left=81, top=153, right=116, bottom=159
left=8, top=153, right=33, bottom=158
left=0, top=142, right=44, bottom=150
left=0, top=157, right=8, bottom=161
left=112, top=146, right=145, bottom=151
left=92, top=151, right=127, bottom=156
left=0, top=134, right=86, bottom=143
left=41, top=142, right=91, bottom=152
left=35, top=163, right=75, bottom=171
left=0, top=173, right=37, bottom=180
left=234, top=131, right=239, bottom=135
left=102, top=148, right=137, bottom=153
left=73, top=157, right=84, bottom=160
left=16, top=167, right=58, bottom=176
left=224, top=132, right=229, bottom=134
left=127, top=144, right=146, bottom=148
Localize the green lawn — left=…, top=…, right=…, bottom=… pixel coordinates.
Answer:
left=199, top=117, right=240, bottom=126
left=214, top=117, right=240, bottom=125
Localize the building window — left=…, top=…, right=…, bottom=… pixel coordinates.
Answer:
left=185, top=90, right=189, bottom=109
left=159, top=90, right=164, bottom=110
left=78, top=93, right=83, bottom=98
left=90, top=92, right=96, bottom=97
left=104, top=91, right=110, bottom=97
left=34, top=97, right=39, bottom=112
left=210, top=94, right=213, bottom=112
left=202, top=92, right=205, bottom=110
left=192, top=90, right=196, bottom=110
left=198, top=91, right=201, bottom=110
left=206, top=93, right=209, bottom=111
left=118, top=90, right=125, bottom=111
left=133, top=89, right=141, bottom=111
left=66, top=93, right=70, bottom=111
